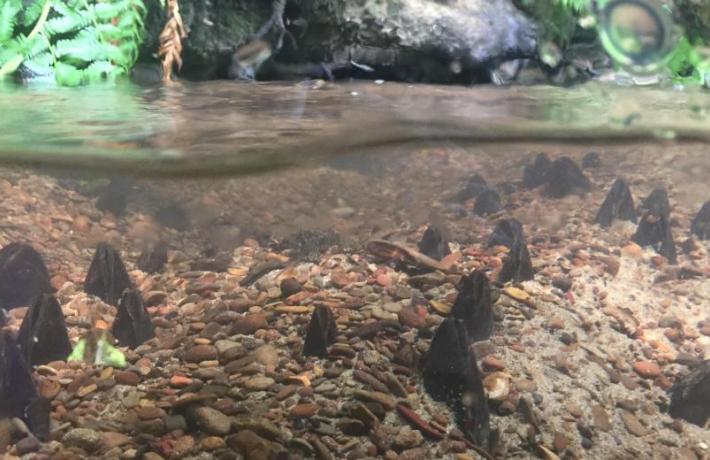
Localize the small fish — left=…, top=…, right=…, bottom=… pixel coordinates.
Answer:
left=229, top=39, right=273, bottom=80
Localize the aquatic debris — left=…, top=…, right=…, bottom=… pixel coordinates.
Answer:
left=396, top=403, right=445, bottom=440
left=190, top=248, right=232, bottom=272
left=84, top=242, right=133, bottom=306
left=347, top=320, right=402, bottom=339
left=473, top=189, right=502, bottom=216
left=0, top=242, right=52, bottom=311
left=483, top=372, right=511, bottom=401
left=112, top=289, right=155, bottom=349
left=137, top=241, right=168, bottom=274
left=17, top=294, right=72, bottom=366
left=423, top=317, right=490, bottom=448
left=595, top=178, right=637, bottom=228
left=95, top=178, right=130, bottom=216
left=418, top=224, right=451, bottom=261
left=366, top=239, right=453, bottom=272
left=498, top=240, right=534, bottom=283
left=455, top=174, right=489, bottom=202
left=582, top=152, right=601, bottom=169
left=487, top=218, right=524, bottom=249
left=280, top=230, right=340, bottom=262
left=302, top=306, right=337, bottom=358
left=522, top=153, right=551, bottom=189
left=669, top=360, right=710, bottom=427
left=450, top=270, right=493, bottom=342
left=633, top=188, right=676, bottom=263
left=544, top=156, right=590, bottom=198
left=691, top=201, right=710, bottom=240
left=239, top=261, right=285, bottom=287
left=155, top=202, right=190, bottom=231
left=0, top=330, right=49, bottom=440
left=68, top=329, right=126, bottom=368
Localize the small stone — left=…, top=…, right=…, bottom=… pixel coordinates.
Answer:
left=621, top=243, right=643, bottom=260
left=170, top=375, right=192, bottom=388
left=101, top=431, right=131, bottom=450
left=291, top=403, right=319, bottom=418
left=398, top=307, right=426, bottom=329
left=143, top=453, right=165, bottom=460
left=232, top=312, right=268, bottom=335
left=553, top=432, right=568, bottom=453
left=620, top=411, right=648, bottom=436
left=193, top=406, right=232, bottom=436
left=352, top=390, right=397, bottom=410
left=551, top=276, right=572, bottom=291
left=227, top=430, right=280, bottom=460
left=482, top=356, right=505, bottom=371
left=135, top=406, right=166, bottom=420
left=244, top=376, right=275, bottom=391
left=633, top=361, right=661, bottom=379
left=201, top=436, right=226, bottom=451
left=591, top=405, right=612, bottom=432
left=338, top=418, right=367, bottom=436
left=280, top=278, right=302, bottom=297
left=166, top=415, right=188, bottom=432
left=15, top=435, right=40, bottom=455
left=115, top=371, right=140, bottom=386
left=393, top=426, right=424, bottom=450
left=62, top=428, right=102, bottom=452
left=600, top=256, right=620, bottom=276
left=184, top=345, right=218, bottom=363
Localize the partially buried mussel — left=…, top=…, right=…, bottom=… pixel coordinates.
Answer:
left=633, top=188, right=677, bottom=263
left=595, top=178, right=637, bottom=228
left=84, top=242, right=133, bottom=306
left=450, top=270, right=493, bottom=343
left=0, top=242, right=53, bottom=311
left=0, top=330, right=50, bottom=440
left=423, top=318, right=491, bottom=448
left=112, top=289, right=155, bottom=349
left=302, top=306, right=337, bottom=358
left=18, top=294, right=72, bottom=366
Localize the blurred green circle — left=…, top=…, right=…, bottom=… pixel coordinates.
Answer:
left=597, top=0, right=677, bottom=72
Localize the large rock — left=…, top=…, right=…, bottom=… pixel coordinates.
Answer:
left=140, top=0, right=536, bottom=82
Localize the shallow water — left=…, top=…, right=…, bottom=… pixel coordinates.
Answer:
left=0, top=80, right=708, bottom=459
left=1, top=80, right=710, bottom=176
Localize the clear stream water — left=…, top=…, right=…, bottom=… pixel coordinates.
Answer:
left=1, top=80, right=710, bottom=176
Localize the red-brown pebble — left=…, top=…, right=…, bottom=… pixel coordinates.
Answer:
left=632, top=361, right=661, bottom=379
left=170, top=375, right=192, bottom=388
left=290, top=403, right=319, bottom=418
left=482, top=356, right=505, bottom=371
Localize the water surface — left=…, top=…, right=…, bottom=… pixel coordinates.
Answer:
left=1, top=81, right=709, bottom=176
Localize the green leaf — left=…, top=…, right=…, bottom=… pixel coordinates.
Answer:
left=0, top=0, right=22, bottom=42
left=54, top=61, right=83, bottom=86
left=22, top=51, right=53, bottom=76
left=21, top=0, right=46, bottom=27
left=84, top=59, right=116, bottom=82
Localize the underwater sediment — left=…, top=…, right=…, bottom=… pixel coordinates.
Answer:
left=0, top=145, right=707, bottom=459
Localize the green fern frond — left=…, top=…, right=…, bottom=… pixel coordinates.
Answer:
left=556, top=0, right=588, bottom=13
left=0, top=0, right=22, bottom=42
left=0, top=0, right=147, bottom=85
left=21, top=1, right=46, bottom=27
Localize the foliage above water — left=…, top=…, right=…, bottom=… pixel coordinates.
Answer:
left=0, top=0, right=146, bottom=86
left=518, top=0, right=710, bottom=87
